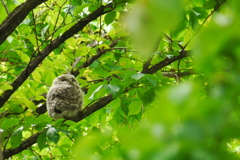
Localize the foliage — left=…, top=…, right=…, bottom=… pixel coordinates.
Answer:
left=1, top=0, right=240, bottom=159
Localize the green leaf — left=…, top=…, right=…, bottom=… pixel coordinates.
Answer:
left=73, top=3, right=91, bottom=15
left=15, top=50, right=30, bottom=62
left=112, top=84, right=126, bottom=98
left=89, top=4, right=99, bottom=13
left=32, top=71, right=42, bottom=83
left=105, top=11, right=116, bottom=25
left=193, top=0, right=205, bottom=6
left=57, top=128, right=72, bottom=135
left=65, top=37, right=77, bottom=49
left=54, top=118, right=67, bottom=127
left=45, top=70, right=56, bottom=86
left=128, top=101, right=142, bottom=116
left=0, top=4, right=8, bottom=23
left=46, top=126, right=60, bottom=144
left=192, top=7, right=208, bottom=19
left=22, top=98, right=36, bottom=110
left=104, top=84, right=120, bottom=94
left=10, top=126, right=24, bottom=148
left=203, top=0, right=217, bottom=10
left=145, top=74, right=158, bottom=87
left=37, top=131, right=47, bottom=150
left=131, top=73, right=145, bottom=81
left=167, top=51, right=179, bottom=56
left=189, top=10, right=199, bottom=29
left=89, top=85, right=103, bottom=100
left=26, top=34, right=37, bottom=46
left=120, top=99, right=131, bottom=116
left=1, top=118, right=19, bottom=130
left=59, top=147, right=70, bottom=155
left=141, top=88, right=156, bottom=106
left=47, top=10, right=64, bottom=26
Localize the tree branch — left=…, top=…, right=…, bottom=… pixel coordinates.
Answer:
left=3, top=129, right=46, bottom=159
left=162, top=70, right=196, bottom=77
left=0, top=0, right=47, bottom=45
left=71, top=94, right=114, bottom=122
left=142, top=51, right=189, bottom=74
left=0, top=3, right=115, bottom=108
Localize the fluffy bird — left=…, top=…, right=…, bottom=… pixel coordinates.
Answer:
left=46, top=74, right=84, bottom=120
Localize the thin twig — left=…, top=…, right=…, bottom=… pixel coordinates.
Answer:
left=1, top=0, right=9, bottom=15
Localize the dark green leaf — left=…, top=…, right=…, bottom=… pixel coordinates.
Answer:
left=189, top=10, right=200, bottom=29
left=192, top=7, right=208, bottom=19
left=141, top=88, right=156, bottom=106
left=46, top=127, right=60, bottom=144
left=37, top=131, right=47, bottom=150
left=120, top=99, right=131, bottom=116
left=203, top=0, right=217, bottom=10
left=105, top=11, right=116, bottom=25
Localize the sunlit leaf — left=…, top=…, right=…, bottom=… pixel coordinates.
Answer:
left=1, top=118, right=19, bottom=130
left=15, top=50, right=30, bottom=62
left=32, top=71, right=42, bottom=83
left=45, top=70, right=56, bottom=86
left=47, top=10, right=64, bottom=26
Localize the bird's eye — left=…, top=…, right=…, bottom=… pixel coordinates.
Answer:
left=62, top=79, right=68, bottom=81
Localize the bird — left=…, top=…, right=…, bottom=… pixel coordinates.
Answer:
left=46, top=74, right=84, bottom=120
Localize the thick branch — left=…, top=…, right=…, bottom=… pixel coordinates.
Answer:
left=79, top=94, right=113, bottom=121
left=64, top=94, right=114, bottom=122
left=0, top=3, right=115, bottom=108
left=0, top=0, right=47, bottom=45
left=142, top=51, right=189, bottom=74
